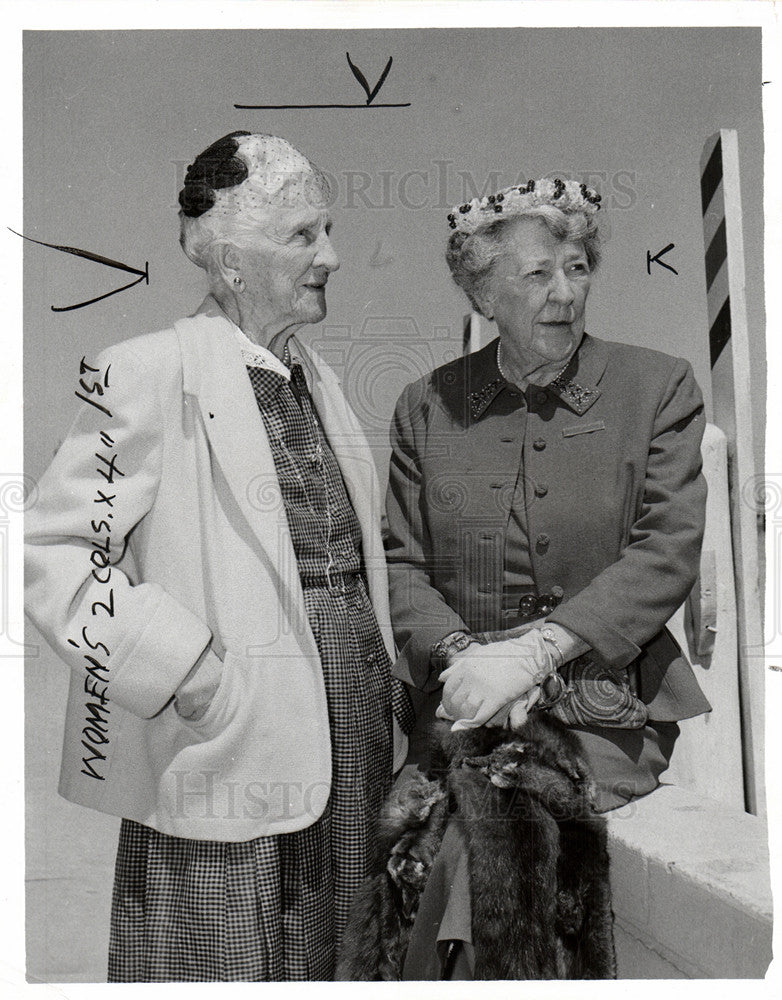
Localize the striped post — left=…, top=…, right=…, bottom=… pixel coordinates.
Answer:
left=700, top=129, right=764, bottom=814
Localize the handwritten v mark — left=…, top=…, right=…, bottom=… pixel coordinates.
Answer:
left=10, top=229, right=149, bottom=311
left=346, top=53, right=394, bottom=106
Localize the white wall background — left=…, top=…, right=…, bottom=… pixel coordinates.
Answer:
left=24, top=28, right=764, bottom=480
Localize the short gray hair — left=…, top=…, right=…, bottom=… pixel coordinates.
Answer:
left=446, top=205, right=601, bottom=316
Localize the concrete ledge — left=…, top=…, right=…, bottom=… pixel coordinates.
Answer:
left=607, top=784, right=773, bottom=979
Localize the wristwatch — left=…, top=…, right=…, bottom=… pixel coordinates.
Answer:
left=431, top=630, right=474, bottom=672
left=532, top=626, right=567, bottom=708
left=538, top=626, right=565, bottom=667
left=536, top=669, right=568, bottom=710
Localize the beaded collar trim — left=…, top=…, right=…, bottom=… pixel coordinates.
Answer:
left=548, top=366, right=600, bottom=414
left=468, top=348, right=601, bottom=420
left=469, top=376, right=505, bottom=419
left=447, top=177, right=601, bottom=235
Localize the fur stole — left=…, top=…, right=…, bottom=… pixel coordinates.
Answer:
left=338, top=715, right=616, bottom=981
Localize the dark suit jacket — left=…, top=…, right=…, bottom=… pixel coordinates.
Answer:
left=385, top=333, right=711, bottom=723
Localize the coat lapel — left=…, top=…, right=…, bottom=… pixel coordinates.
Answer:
left=173, top=300, right=297, bottom=562
left=463, top=338, right=506, bottom=421
left=172, top=301, right=395, bottom=660
left=546, top=334, right=607, bottom=416
left=465, top=334, right=608, bottom=419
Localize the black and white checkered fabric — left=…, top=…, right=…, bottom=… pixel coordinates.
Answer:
left=246, top=360, right=363, bottom=584
left=248, top=359, right=414, bottom=735
left=109, top=815, right=334, bottom=981
left=108, top=359, right=404, bottom=982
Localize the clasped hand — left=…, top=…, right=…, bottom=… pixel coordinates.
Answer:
left=438, top=630, right=555, bottom=730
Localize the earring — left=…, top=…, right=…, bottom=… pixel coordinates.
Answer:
left=233, top=276, right=244, bottom=292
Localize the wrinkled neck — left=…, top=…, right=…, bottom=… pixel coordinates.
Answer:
left=212, top=285, right=302, bottom=360
left=497, top=333, right=582, bottom=387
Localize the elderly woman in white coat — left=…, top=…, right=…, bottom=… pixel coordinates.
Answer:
left=25, top=131, right=410, bottom=982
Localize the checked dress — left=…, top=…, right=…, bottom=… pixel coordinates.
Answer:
left=108, top=351, right=413, bottom=982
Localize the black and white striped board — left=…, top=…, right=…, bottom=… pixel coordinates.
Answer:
left=702, top=134, right=732, bottom=368
left=700, top=128, right=764, bottom=815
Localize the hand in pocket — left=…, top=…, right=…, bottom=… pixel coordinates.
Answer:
left=174, top=647, right=224, bottom=721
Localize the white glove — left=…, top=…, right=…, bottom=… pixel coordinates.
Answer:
left=438, top=684, right=544, bottom=732
left=438, top=630, right=556, bottom=730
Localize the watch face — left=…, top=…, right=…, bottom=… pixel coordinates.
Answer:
left=539, top=671, right=567, bottom=707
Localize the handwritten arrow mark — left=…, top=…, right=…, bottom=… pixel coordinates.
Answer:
left=346, top=53, right=394, bottom=106
left=9, top=229, right=149, bottom=312
left=646, top=243, right=678, bottom=276
left=234, top=52, right=409, bottom=109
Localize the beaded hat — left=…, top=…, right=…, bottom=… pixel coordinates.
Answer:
left=447, top=177, right=601, bottom=236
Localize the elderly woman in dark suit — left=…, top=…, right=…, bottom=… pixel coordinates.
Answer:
left=26, top=132, right=411, bottom=982
left=384, top=176, right=711, bottom=978
left=387, top=175, right=710, bottom=815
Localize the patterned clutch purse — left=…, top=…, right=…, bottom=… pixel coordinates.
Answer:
left=545, top=653, right=648, bottom=730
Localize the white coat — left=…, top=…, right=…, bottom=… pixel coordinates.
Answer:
left=25, top=297, right=400, bottom=841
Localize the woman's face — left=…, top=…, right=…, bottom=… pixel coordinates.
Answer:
left=234, top=190, right=339, bottom=333
left=481, top=216, right=592, bottom=365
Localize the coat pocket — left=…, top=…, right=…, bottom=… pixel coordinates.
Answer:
left=179, top=651, right=234, bottom=740
left=152, top=644, right=333, bottom=837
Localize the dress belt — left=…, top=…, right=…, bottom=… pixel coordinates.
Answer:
left=300, top=569, right=364, bottom=592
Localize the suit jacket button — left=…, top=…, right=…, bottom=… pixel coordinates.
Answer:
left=536, top=533, right=550, bottom=551
left=533, top=438, right=546, bottom=451
left=534, top=483, right=548, bottom=498
left=518, top=594, right=538, bottom=615
left=551, top=585, right=564, bottom=599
